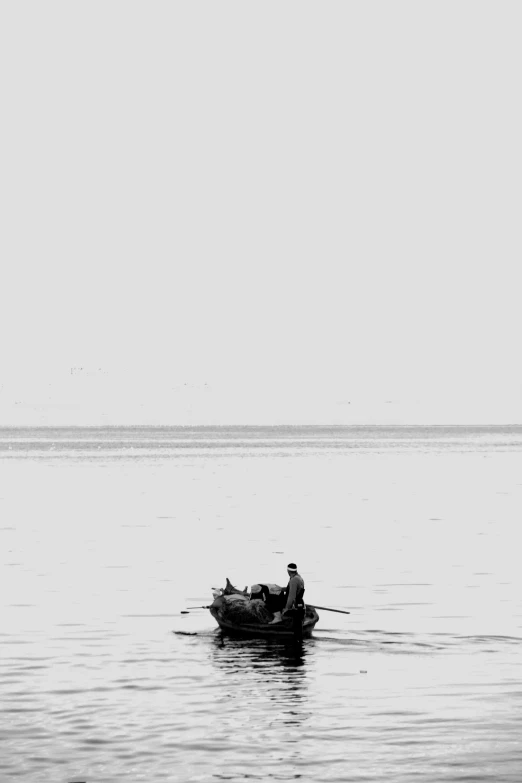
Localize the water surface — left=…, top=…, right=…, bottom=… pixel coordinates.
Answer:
left=1, top=426, right=522, bottom=781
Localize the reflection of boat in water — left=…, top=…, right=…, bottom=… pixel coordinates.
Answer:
left=211, top=633, right=309, bottom=675
left=209, top=579, right=320, bottom=640
left=209, top=633, right=312, bottom=734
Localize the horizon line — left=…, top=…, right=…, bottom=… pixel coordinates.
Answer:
left=0, top=423, right=521, bottom=430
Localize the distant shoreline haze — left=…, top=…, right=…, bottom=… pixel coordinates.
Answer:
left=1, top=425, right=521, bottom=459
left=1, top=425, right=522, bottom=433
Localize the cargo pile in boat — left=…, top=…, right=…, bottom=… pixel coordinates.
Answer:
left=216, top=594, right=272, bottom=624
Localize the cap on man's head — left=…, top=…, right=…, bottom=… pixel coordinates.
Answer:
left=287, top=562, right=297, bottom=572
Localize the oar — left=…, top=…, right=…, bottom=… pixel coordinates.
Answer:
left=181, top=605, right=211, bottom=613
left=308, top=605, right=350, bottom=615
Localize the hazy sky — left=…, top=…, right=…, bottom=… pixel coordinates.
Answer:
left=1, top=2, right=521, bottom=425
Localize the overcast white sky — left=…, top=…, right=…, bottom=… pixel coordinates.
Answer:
left=1, top=2, right=521, bottom=425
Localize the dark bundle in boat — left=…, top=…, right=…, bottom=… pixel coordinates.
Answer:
left=210, top=578, right=285, bottom=625
left=217, top=594, right=272, bottom=625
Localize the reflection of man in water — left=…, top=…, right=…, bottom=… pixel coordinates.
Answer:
left=270, top=562, right=305, bottom=626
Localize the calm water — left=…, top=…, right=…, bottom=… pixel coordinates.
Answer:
left=1, top=425, right=522, bottom=782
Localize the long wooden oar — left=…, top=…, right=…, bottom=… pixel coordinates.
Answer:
left=308, top=604, right=350, bottom=615
left=182, top=603, right=350, bottom=615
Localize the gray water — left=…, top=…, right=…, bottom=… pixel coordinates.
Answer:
left=1, top=426, right=522, bottom=782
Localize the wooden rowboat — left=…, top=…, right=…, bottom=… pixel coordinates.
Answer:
left=209, top=603, right=319, bottom=639
left=209, top=579, right=319, bottom=639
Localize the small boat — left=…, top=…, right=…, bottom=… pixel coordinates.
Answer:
left=209, top=579, right=320, bottom=639
left=210, top=603, right=320, bottom=639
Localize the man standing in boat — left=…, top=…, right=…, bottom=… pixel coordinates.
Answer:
left=270, top=563, right=305, bottom=628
